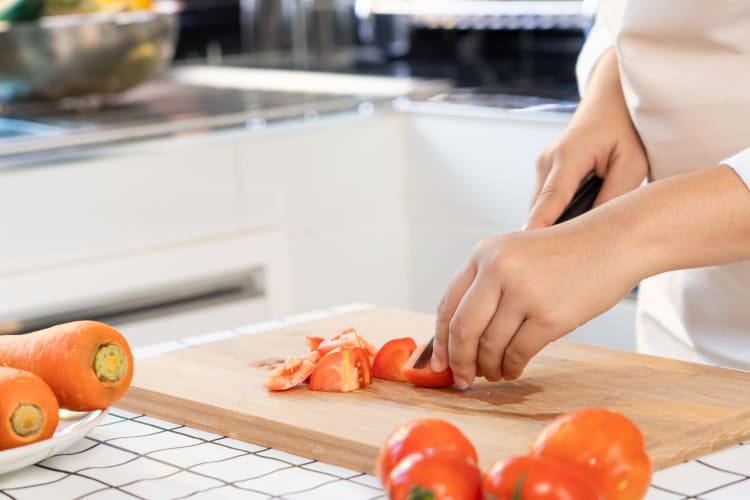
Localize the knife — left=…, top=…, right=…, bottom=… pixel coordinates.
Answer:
left=411, top=171, right=604, bottom=369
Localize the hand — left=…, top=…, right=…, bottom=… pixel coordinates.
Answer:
left=430, top=222, right=639, bottom=388
left=526, top=49, right=649, bottom=230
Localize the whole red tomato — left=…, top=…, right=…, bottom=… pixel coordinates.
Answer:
left=388, top=451, right=482, bottom=500
left=376, top=419, right=477, bottom=487
left=531, top=407, right=651, bottom=500
left=483, top=455, right=603, bottom=500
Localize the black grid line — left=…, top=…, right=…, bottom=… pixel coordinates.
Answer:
left=696, top=459, right=750, bottom=479
left=695, top=476, right=750, bottom=497
left=649, top=483, right=695, bottom=497
left=5, top=404, right=749, bottom=499
left=78, top=486, right=142, bottom=499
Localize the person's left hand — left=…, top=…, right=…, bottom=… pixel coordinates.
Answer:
left=430, top=221, right=639, bottom=389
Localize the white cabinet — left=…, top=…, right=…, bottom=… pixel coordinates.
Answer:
left=0, top=132, right=288, bottom=344
left=236, top=113, right=411, bottom=313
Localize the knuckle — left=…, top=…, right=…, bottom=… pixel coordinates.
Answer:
left=436, top=295, right=452, bottom=324
left=448, top=316, right=469, bottom=342
left=535, top=153, right=551, bottom=174
left=502, top=345, right=528, bottom=378
left=537, top=183, right=562, bottom=203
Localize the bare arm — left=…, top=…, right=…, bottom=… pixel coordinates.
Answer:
left=601, top=166, right=750, bottom=276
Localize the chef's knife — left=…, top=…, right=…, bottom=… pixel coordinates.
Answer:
left=411, top=171, right=604, bottom=369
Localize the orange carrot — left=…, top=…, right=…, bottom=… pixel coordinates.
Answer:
left=0, top=367, right=59, bottom=450
left=0, top=321, right=134, bottom=411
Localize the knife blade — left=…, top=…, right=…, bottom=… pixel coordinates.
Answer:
left=411, top=171, right=603, bottom=369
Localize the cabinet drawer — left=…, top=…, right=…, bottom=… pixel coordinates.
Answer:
left=0, top=137, right=241, bottom=274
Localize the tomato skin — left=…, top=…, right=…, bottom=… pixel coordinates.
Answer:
left=483, top=455, right=603, bottom=500
left=401, top=344, right=454, bottom=388
left=372, top=338, right=417, bottom=382
left=388, top=451, right=482, bottom=500
left=376, top=418, right=477, bottom=486
left=264, top=351, right=319, bottom=391
left=305, top=336, right=324, bottom=352
left=531, top=408, right=651, bottom=500
left=309, top=347, right=371, bottom=392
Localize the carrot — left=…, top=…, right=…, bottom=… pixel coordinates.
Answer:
left=0, top=367, right=59, bottom=450
left=0, top=321, right=134, bottom=411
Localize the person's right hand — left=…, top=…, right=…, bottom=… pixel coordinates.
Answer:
left=525, top=48, right=649, bottom=230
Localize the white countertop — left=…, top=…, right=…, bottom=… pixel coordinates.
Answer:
left=1, top=304, right=748, bottom=500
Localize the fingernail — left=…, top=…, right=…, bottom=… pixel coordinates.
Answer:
left=521, top=222, right=529, bottom=231
left=430, top=354, right=443, bottom=372
left=453, top=376, right=470, bottom=390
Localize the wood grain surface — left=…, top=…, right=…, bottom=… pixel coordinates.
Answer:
left=120, top=308, right=750, bottom=473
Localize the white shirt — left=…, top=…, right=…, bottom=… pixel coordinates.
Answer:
left=576, top=15, right=750, bottom=188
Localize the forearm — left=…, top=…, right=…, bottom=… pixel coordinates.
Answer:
left=573, top=47, right=624, bottom=123
left=577, top=166, right=750, bottom=281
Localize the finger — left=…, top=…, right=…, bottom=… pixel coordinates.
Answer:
left=593, top=156, right=647, bottom=207
left=529, top=152, right=553, bottom=210
left=432, top=260, right=476, bottom=372
left=525, top=154, right=593, bottom=230
left=477, top=297, right=526, bottom=382
left=501, top=318, right=558, bottom=380
left=448, top=272, right=503, bottom=389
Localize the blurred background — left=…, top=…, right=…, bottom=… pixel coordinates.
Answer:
left=1, top=1, right=635, bottom=352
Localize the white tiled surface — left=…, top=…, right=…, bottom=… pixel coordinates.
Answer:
left=0, top=304, right=748, bottom=500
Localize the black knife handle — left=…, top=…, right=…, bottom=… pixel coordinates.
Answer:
left=554, top=171, right=603, bottom=225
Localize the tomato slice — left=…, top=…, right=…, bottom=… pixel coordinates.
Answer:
left=401, top=343, right=454, bottom=388
left=372, top=338, right=417, bottom=382
left=317, top=328, right=363, bottom=357
left=309, top=347, right=371, bottom=392
left=361, top=337, right=379, bottom=365
left=305, top=336, right=324, bottom=352
left=264, top=351, right=319, bottom=391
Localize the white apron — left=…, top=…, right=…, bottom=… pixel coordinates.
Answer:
left=599, top=0, right=750, bottom=369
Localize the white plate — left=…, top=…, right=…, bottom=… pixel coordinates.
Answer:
left=0, top=409, right=108, bottom=476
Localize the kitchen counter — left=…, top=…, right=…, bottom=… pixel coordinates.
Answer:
left=0, top=66, right=448, bottom=163
left=1, top=304, right=748, bottom=500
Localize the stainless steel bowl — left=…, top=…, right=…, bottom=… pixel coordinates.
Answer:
left=0, top=4, right=178, bottom=101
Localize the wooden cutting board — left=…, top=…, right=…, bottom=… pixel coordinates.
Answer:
left=120, top=308, right=750, bottom=473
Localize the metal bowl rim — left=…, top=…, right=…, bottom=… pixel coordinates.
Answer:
left=0, top=1, right=180, bottom=34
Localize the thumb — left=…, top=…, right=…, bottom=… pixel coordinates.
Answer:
left=525, top=157, right=592, bottom=230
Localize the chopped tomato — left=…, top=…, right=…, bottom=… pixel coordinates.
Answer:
left=360, top=337, right=379, bottom=365
left=372, top=337, right=417, bottom=382
left=376, top=418, right=478, bottom=487
left=401, top=343, right=454, bottom=388
left=309, top=347, right=371, bottom=392
left=264, top=351, right=320, bottom=391
left=483, top=455, right=603, bottom=500
left=305, top=336, right=324, bottom=352
left=316, top=328, right=363, bottom=357
left=387, top=451, right=482, bottom=500
left=531, top=408, right=651, bottom=500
